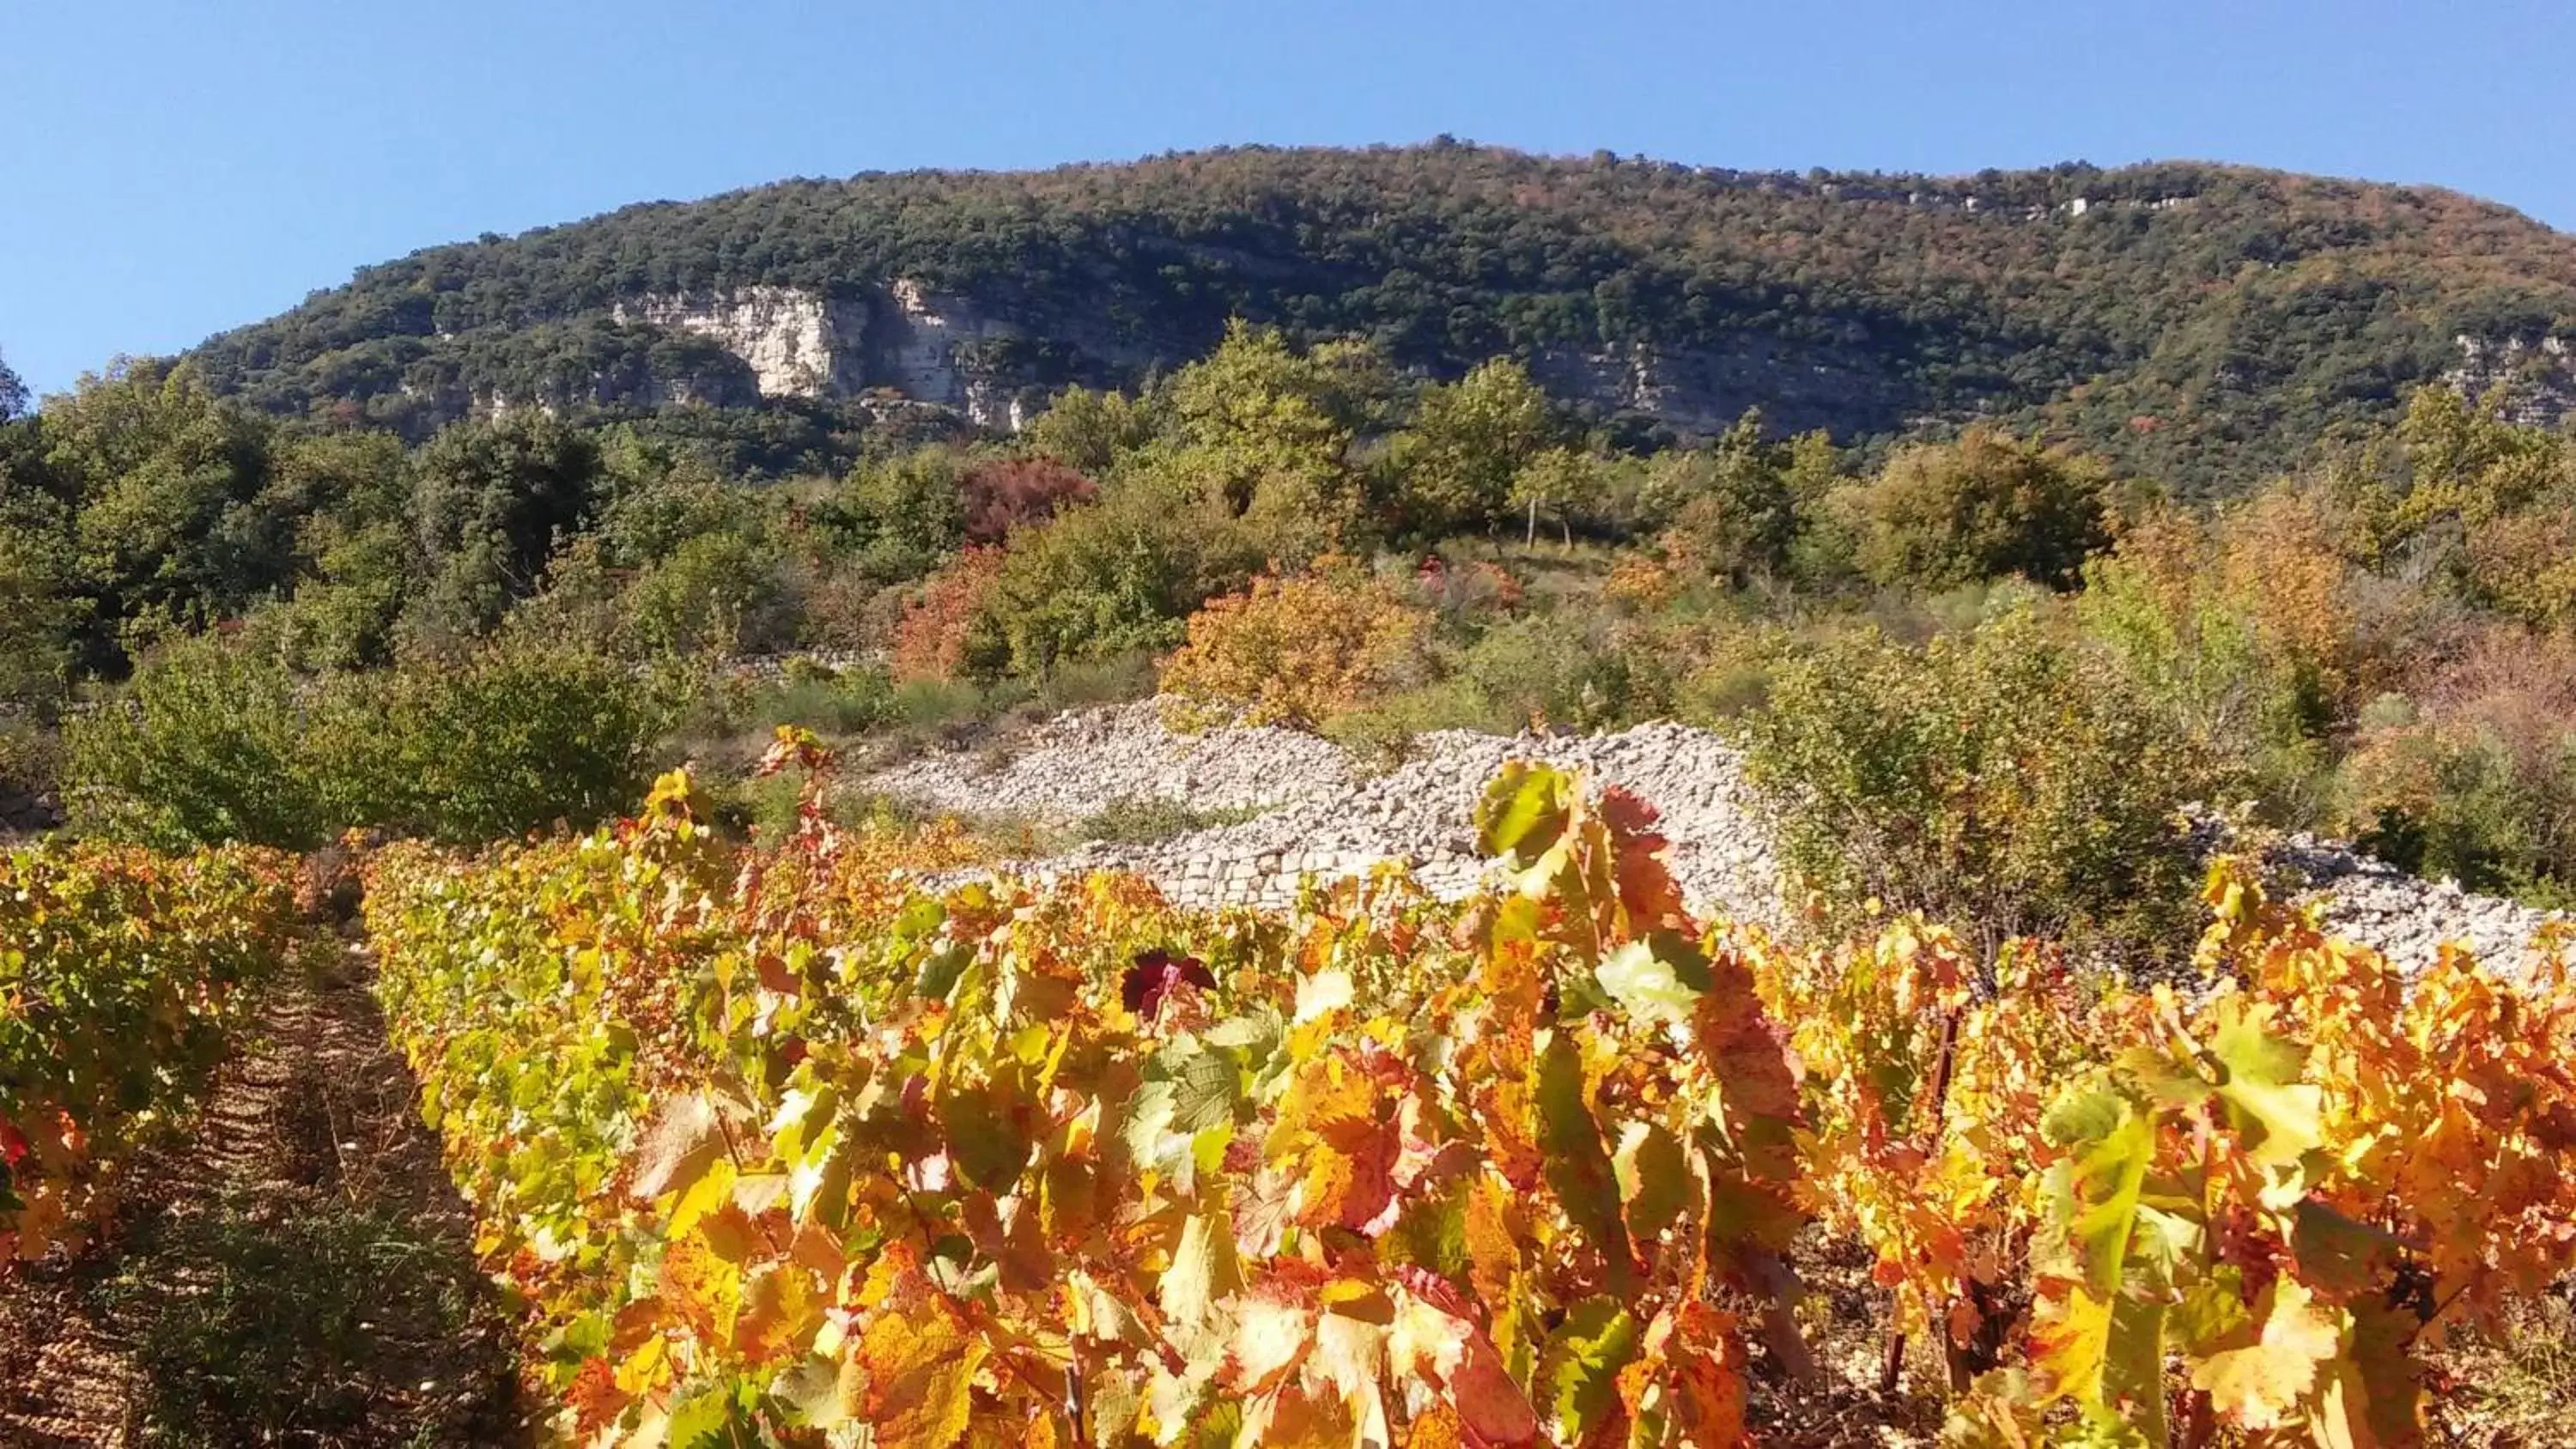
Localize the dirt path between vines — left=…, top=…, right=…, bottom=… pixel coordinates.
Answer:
left=0, top=939, right=526, bottom=1447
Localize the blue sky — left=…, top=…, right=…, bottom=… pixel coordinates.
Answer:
left=8, top=0, right=2576, bottom=397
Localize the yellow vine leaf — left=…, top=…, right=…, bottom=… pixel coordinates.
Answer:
left=2190, top=1277, right=2342, bottom=1431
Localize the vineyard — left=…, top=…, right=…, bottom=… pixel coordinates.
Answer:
left=316, top=737, right=2574, bottom=1446
left=0, top=841, right=297, bottom=1264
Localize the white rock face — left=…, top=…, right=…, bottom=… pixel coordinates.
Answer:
left=613, top=287, right=866, bottom=399
left=875, top=279, right=1026, bottom=429
left=2442, top=333, right=2576, bottom=430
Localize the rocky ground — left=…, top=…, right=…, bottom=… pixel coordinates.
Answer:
left=863, top=700, right=2569, bottom=974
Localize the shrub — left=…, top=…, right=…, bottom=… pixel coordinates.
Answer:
left=68, top=632, right=664, bottom=850
left=957, top=458, right=1096, bottom=544
left=64, top=635, right=324, bottom=850
left=1455, top=605, right=1687, bottom=733
left=2463, top=505, right=2576, bottom=630
left=965, top=477, right=1258, bottom=680
left=1741, top=605, right=2218, bottom=960
left=890, top=546, right=1006, bottom=682
left=626, top=530, right=789, bottom=656
left=1072, top=795, right=1263, bottom=846
left=2210, top=484, right=2388, bottom=725
left=1158, top=566, right=1431, bottom=730
left=747, top=664, right=897, bottom=737
left=2077, top=517, right=2331, bottom=824
left=0, top=716, right=58, bottom=803
left=1314, top=676, right=1509, bottom=767
left=2336, top=630, right=2576, bottom=906
left=305, top=641, right=661, bottom=845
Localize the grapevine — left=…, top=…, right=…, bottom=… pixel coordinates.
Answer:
left=0, top=840, right=297, bottom=1262
left=361, top=737, right=2576, bottom=1446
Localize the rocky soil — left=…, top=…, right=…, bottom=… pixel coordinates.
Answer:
left=864, top=700, right=2569, bottom=974
left=866, top=700, right=1358, bottom=823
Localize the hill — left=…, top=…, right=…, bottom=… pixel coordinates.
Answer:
left=190, top=142, right=2576, bottom=491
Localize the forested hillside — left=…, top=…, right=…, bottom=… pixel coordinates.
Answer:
left=189, top=143, right=2576, bottom=491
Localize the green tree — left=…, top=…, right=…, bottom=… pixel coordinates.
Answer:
left=1389, top=358, right=1553, bottom=537
left=265, top=431, right=416, bottom=669
left=823, top=446, right=969, bottom=582
left=43, top=361, right=283, bottom=635
left=1155, top=322, right=1376, bottom=512
left=1020, top=385, right=1158, bottom=476
left=1508, top=446, right=1601, bottom=545
left=407, top=413, right=602, bottom=640
left=1656, top=410, right=1803, bottom=584
left=1832, top=428, right=2110, bottom=591
left=305, top=640, right=659, bottom=844
left=0, top=498, right=86, bottom=709
left=0, top=348, right=27, bottom=422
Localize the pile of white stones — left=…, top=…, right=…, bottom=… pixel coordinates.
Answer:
left=2264, top=832, right=2567, bottom=977
left=863, top=701, right=1356, bottom=822
left=862, top=700, right=2565, bottom=974
left=1038, top=720, right=1782, bottom=925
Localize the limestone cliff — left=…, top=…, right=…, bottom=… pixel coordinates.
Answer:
left=611, top=288, right=866, bottom=399
left=591, top=280, right=1172, bottom=433
left=2444, top=333, right=2576, bottom=429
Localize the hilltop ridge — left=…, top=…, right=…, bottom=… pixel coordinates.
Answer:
left=191, top=142, right=2576, bottom=490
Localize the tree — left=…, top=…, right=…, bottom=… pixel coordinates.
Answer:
left=0, top=348, right=27, bottom=422
left=1507, top=446, right=1601, bottom=545
left=407, top=412, right=602, bottom=640
left=1390, top=358, right=1553, bottom=537
left=822, top=446, right=969, bottom=583
left=0, top=497, right=85, bottom=709
left=1155, top=322, right=1376, bottom=513
left=1656, top=409, right=1804, bottom=585
left=1020, top=385, right=1157, bottom=476
left=1832, top=428, right=2110, bottom=591
left=42, top=360, right=282, bottom=637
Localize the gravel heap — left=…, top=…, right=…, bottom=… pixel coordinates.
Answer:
left=866, top=700, right=2565, bottom=977
left=2263, top=831, right=2568, bottom=977
left=861, top=701, right=1356, bottom=822
left=868, top=707, right=1779, bottom=925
